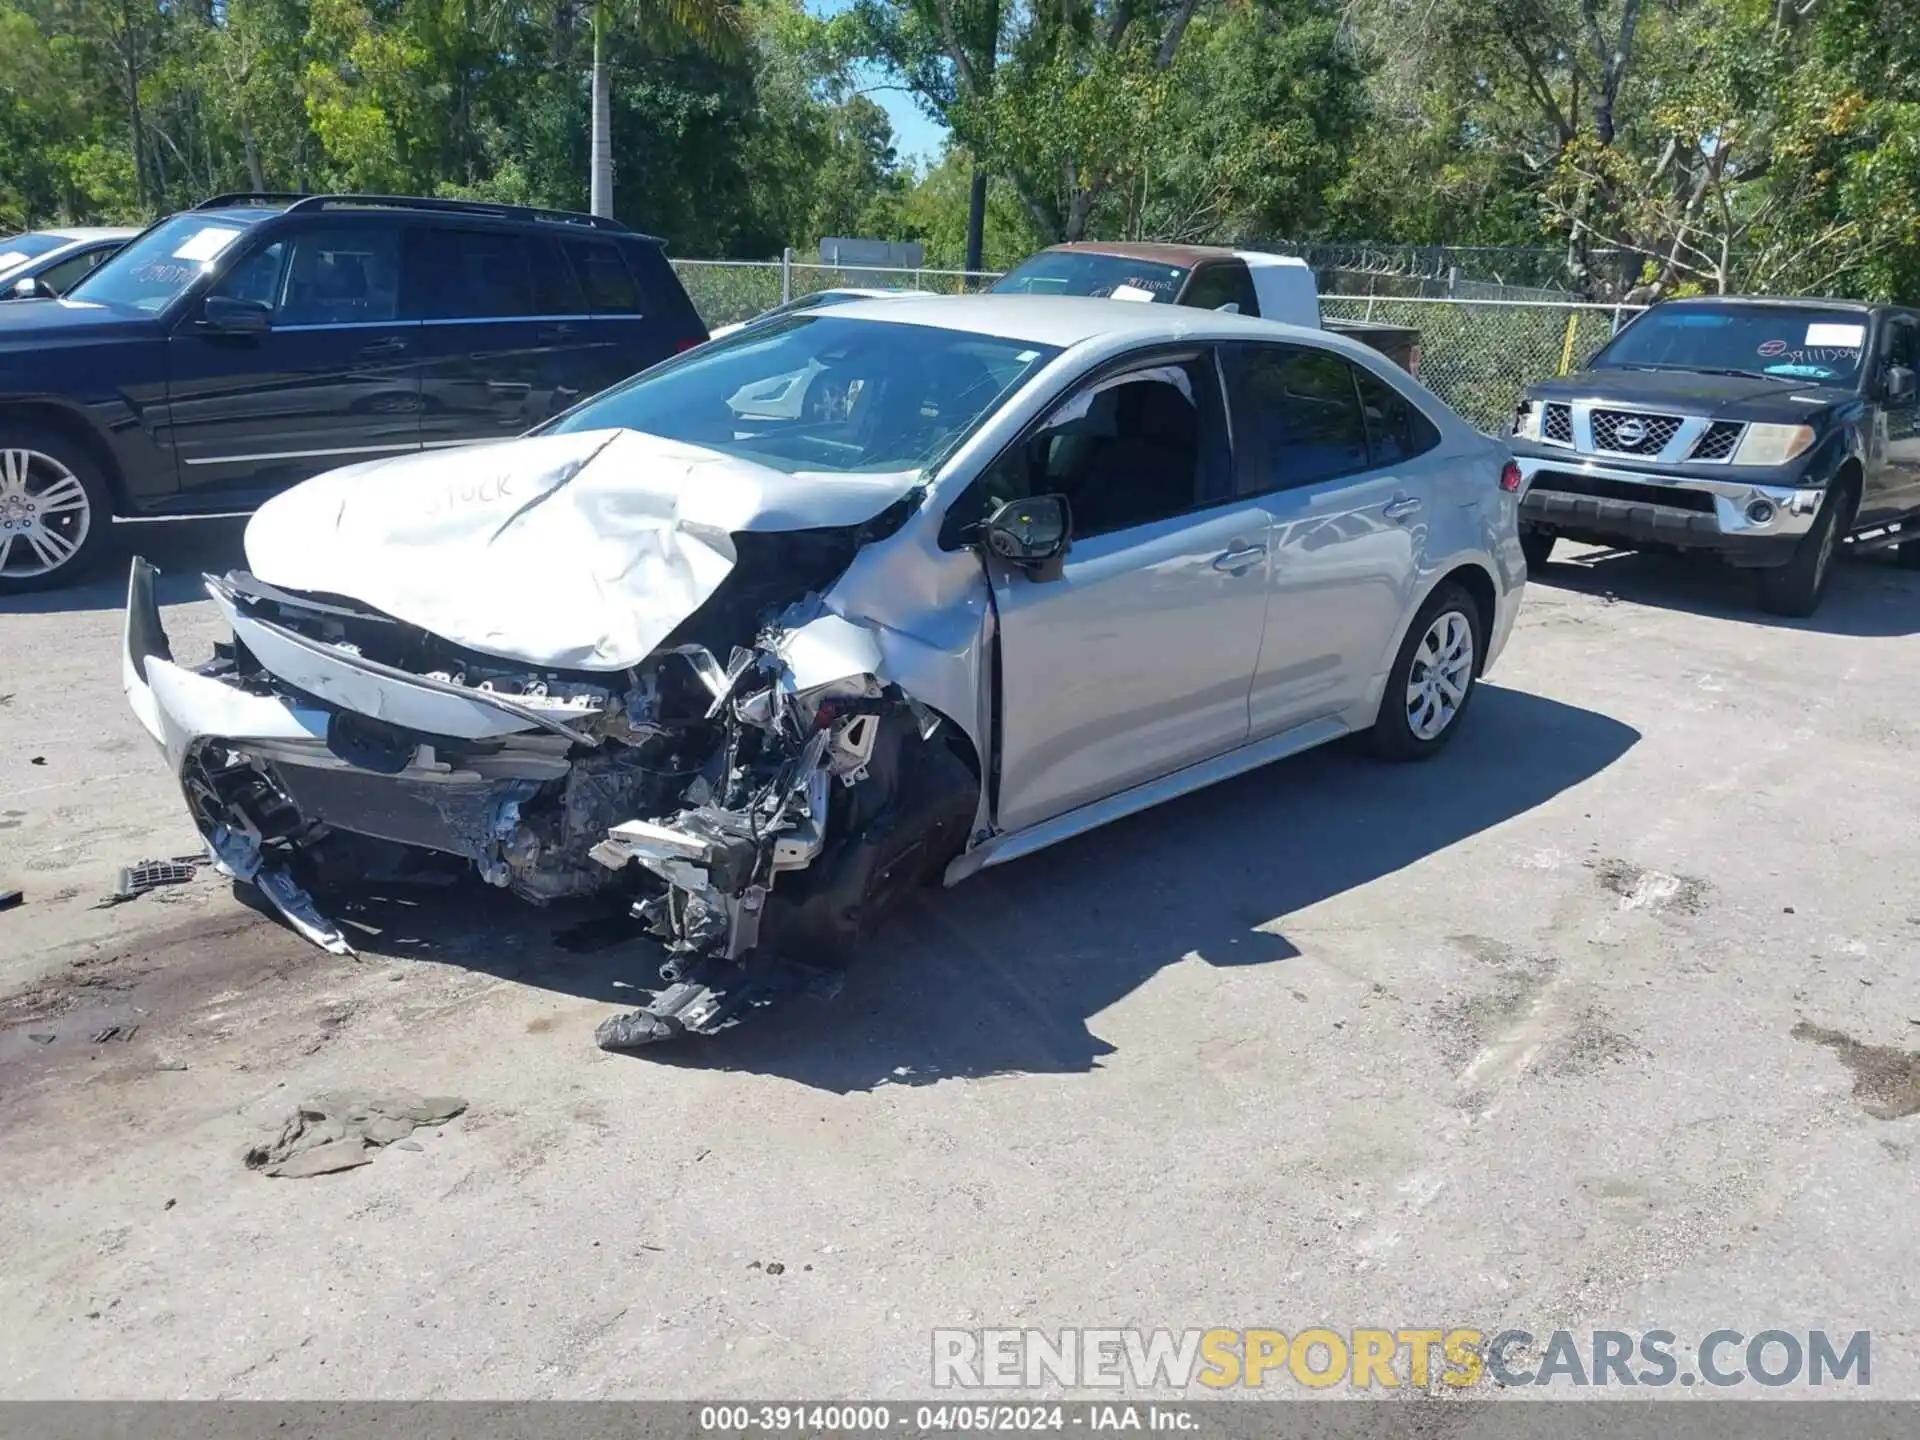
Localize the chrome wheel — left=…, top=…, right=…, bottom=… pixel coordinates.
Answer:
left=1406, top=609, right=1474, bottom=741
left=0, top=448, right=90, bottom=579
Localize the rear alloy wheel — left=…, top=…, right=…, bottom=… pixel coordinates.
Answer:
left=1366, top=582, right=1484, bottom=761
left=1758, top=484, right=1847, bottom=618
left=0, top=433, right=110, bottom=594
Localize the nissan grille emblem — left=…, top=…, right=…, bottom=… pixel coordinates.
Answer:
left=1614, top=417, right=1649, bottom=448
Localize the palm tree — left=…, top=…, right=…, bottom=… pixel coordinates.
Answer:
left=587, top=0, right=743, bottom=218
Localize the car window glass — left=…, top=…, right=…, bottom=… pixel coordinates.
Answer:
left=544, top=314, right=1054, bottom=476
left=1230, top=344, right=1371, bottom=491
left=38, top=250, right=105, bottom=295
left=1183, top=265, right=1245, bottom=313
left=949, top=357, right=1222, bottom=545
left=530, top=236, right=586, bottom=315
left=276, top=227, right=401, bottom=325
left=1885, top=318, right=1918, bottom=368
left=567, top=240, right=642, bottom=313
left=1354, top=366, right=1440, bottom=467
left=213, top=240, right=287, bottom=308
left=404, top=228, right=534, bottom=320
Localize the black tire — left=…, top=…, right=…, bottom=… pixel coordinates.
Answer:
left=1519, top=530, right=1556, bottom=572
left=1365, top=581, right=1486, bottom=762
left=1758, top=484, right=1850, bottom=617
left=0, top=423, right=114, bottom=595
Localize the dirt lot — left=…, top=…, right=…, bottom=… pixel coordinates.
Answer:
left=2, top=527, right=1919, bottom=1400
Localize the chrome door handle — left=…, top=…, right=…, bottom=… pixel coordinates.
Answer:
left=1211, top=542, right=1266, bottom=574
left=1383, top=495, right=1423, bottom=520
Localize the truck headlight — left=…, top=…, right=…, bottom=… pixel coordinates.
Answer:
left=1732, top=423, right=1815, bottom=467
left=1513, top=401, right=1542, bottom=442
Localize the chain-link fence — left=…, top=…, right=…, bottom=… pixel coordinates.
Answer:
left=668, top=260, right=1645, bottom=434
left=1324, top=296, right=1645, bottom=431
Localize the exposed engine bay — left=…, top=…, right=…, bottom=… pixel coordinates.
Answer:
left=123, top=496, right=980, bottom=1049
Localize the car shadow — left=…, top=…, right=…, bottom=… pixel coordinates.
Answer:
left=0, top=519, right=248, bottom=616
left=327, top=683, right=1638, bottom=1092
left=1533, top=543, right=1920, bottom=637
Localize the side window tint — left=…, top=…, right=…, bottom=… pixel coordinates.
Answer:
left=530, top=237, right=586, bottom=314
left=1891, top=320, right=1918, bottom=369
left=213, top=240, right=287, bottom=309
left=1183, top=266, right=1243, bottom=313
left=1354, top=366, right=1440, bottom=467
left=1231, top=344, right=1370, bottom=492
left=568, top=240, right=642, bottom=313
left=40, top=251, right=104, bottom=295
left=277, top=227, right=401, bottom=325
left=405, top=228, right=534, bottom=320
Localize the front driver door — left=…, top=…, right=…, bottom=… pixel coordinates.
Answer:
left=1868, top=312, right=1920, bottom=523
left=971, top=351, right=1274, bottom=834
left=165, top=221, right=422, bottom=502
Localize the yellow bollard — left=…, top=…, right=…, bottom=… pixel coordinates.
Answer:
left=1558, top=311, right=1580, bottom=375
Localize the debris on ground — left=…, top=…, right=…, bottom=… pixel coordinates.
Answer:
left=96, top=854, right=211, bottom=908
left=0, top=889, right=21, bottom=913
left=27, top=1032, right=54, bottom=1045
left=29, top=755, right=45, bottom=765
left=89, top=1025, right=138, bottom=1044
left=243, top=1090, right=468, bottom=1179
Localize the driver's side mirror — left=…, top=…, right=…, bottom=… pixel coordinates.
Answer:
left=983, top=494, right=1071, bottom=575
left=11, top=276, right=50, bottom=299
left=1886, top=365, right=1916, bottom=403
left=202, top=294, right=272, bottom=334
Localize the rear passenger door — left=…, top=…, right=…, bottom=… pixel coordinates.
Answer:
left=405, top=225, right=604, bottom=451
left=1223, top=342, right=1434, bottom=735
left=166, top=221, right=423, bottom=501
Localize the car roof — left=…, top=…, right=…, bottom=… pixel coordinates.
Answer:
left=189, top=206, right=287, bottom=226
left=1039, top=241, right=1236, bottom=267
left=42, top=226, right=138, bottom=242
left=1658, top=295, right=1874, bottom=312
left=825, top=292, right=1325, bottom=349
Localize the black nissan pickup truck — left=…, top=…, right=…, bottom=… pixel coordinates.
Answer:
left=1510, top=296, right=1920, bottom=615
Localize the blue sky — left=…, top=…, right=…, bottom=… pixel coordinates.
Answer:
left=806, top=0, right=951, bottom=168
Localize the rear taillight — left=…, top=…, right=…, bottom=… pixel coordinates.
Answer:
left=1500, top=461, right=1523, bottom=493
left=675, top=336, right=701, bottom=353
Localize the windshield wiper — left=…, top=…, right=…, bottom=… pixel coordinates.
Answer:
left=1689, top=367, right=1791, bottom=381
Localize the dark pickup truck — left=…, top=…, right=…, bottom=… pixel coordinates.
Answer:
left=1511, top=295, right=1920, bottom=615
left=989, top=243, right=1423, bottom=374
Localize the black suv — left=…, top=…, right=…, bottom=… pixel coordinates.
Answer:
left=0, top=193, right=708, bottom=593
left=1511, top=296, right=1920, bottom=616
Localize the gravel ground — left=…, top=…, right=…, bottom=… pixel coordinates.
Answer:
left=1, top=526, right=1917, bottom=1401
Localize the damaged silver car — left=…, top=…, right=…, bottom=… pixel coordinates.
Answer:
left=123, top=296, right=1527, bottom=1047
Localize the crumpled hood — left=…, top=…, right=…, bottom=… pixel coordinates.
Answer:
left=244, top=428, right=919, bottom=672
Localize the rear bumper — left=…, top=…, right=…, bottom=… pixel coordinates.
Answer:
left=1516, top=457, right=1820, bottom=567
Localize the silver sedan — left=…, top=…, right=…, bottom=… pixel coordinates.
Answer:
left=123, top=295, right=1527, bottom=1045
